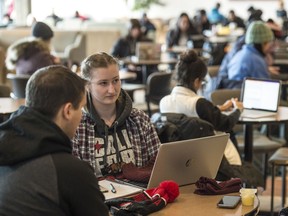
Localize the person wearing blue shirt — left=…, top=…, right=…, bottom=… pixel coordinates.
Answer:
left=208, top=3, right=226, bottom=25
left=227, top=21, right=274, bottom=82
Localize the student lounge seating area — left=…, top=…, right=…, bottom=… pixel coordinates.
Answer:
left=2, top=0, right=288, bottom=215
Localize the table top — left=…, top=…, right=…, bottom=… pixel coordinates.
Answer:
left=0, top=98, right=25, bottom=114
left=119, top=70, right=137, bottom=81
left=151, top=184, right=259, bottom=216
left=238, top=106, right=288, bottom=124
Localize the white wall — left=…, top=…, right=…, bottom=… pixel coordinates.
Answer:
left=31, top=0, right=284, bottom=24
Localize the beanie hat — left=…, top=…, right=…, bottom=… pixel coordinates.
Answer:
left=31, top=22, right=54, bottom=40
left=105, top=180, right=179, bottom=215
left=245, top=21, right=274, bottom=44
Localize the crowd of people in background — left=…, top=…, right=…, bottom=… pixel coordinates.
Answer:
left=2, top=1, right=288, bottom=215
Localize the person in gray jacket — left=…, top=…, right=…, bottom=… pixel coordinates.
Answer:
left=0, top=65, right=109, bottom=216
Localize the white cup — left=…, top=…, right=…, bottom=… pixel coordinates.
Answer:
left=239, top=188, right=257, bottom=206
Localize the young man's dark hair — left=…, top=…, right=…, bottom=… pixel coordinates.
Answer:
left=26, top=65, right=86, bottom=119
left=0, top=65, right=109, bottom=216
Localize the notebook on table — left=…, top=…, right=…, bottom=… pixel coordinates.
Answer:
left=115, top=133, right=229, bottom=189
left=135, top=42, right=162, bottom=61
left=240, top=77, right=282, bottom=119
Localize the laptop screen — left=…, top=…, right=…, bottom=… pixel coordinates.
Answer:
left=135, top=42, right=162, bottom=60
left=241, top=78, right=281, bottom=112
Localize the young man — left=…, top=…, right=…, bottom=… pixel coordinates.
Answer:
left=0, top=65, right=109, bottom=216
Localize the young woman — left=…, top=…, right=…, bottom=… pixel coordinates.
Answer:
left=160, top=49, right=243, bottom=133
left=159, top=49, right=264, bottom=188
left=166, top=12, right=201, bottom=49
left=72, top=52, right=160, bottom=178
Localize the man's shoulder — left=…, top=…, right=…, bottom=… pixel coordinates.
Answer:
left=51, top=153, right=94, bottom=175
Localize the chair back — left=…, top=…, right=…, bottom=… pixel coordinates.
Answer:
left=210, top=89, right=241, bottom=106
left=6, top=73, right=30, bottom=99
left=145, top=72, right=172, bottom=116
left=0, top=85, right=11, bottom=97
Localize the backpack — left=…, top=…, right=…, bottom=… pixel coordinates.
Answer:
left=151, top=112, right=214, bottom=143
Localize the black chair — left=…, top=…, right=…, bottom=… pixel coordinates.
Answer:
left=6, top=73, right=30, bottom=99
left=0, top=85, right=11, bottom=97
left=145, top=71, right=173, bottom=117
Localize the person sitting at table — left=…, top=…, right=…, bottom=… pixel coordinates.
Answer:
left=207, top=2, right=226, bottom=25
left=224, top=10, right=246, bottom=29
left=140, top=12, right=156, bottom=38
left=111, top=18, right=154, bottom=83
left=159, top=49, right=264, bottom=187
left=0, top=65, right=109, bottom=216
left=226, top=21, right=276, bottom=85
left=160, top=49, right=242, bottom=148
left=193, top=9, right=211, bottom=34
left=166, top=12, right=202, bottom=49
left=214, top=20, right=286, bottom=91
left=5, top=21, right=59, bottom=75
left=72, top=52, right=161, bottom=178
left=111, top=19, right=151, bottom=58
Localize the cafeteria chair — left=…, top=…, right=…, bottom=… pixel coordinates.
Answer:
left=211, top=89, right=284, bottom=188
left=0, top=84, right=11, bottom=97
left=145, top=71, right=173, bottom=117
left=269, top=147, right=288, bottom=215
left=6, top=73, right=30, bottom=99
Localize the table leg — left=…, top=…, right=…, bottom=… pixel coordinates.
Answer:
left=271, top=164, right=275, bottom=216
left=282, top=166, right=286, bottom=208
left=142, top=65, right=147, bottom=84
left=244, top=124, right=253, bottom=162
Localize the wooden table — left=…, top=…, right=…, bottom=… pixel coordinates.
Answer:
left=0, top=97, right=25, bottom=122
left=238, top=106, right=288, bottom=162
left=151, top=184, right=259, bottom=216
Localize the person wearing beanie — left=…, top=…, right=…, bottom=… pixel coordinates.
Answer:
left=226, top=21, right=274, bottom=84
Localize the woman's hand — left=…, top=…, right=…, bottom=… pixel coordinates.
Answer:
left=231, top=98, right=243, bottom=112
left=218, top=99, right=233, bottom=111
left=218, top=98, right=243, bottom=112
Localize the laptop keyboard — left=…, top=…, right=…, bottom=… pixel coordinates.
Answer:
left=241, top=109, right=276, bottom=118
left=115, top=179, right=148, bottom=189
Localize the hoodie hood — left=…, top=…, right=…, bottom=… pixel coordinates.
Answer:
left=0, top=106, right=72, bottom=165
left=85, top=89, right=133, bottom=134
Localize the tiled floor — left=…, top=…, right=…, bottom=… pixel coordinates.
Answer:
left=257, top=176, right=288, bottom=215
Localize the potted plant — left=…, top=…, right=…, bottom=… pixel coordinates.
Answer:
left=131, top=0, right=165, bottom=11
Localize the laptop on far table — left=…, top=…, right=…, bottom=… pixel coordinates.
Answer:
left=135, top=42, right=162, bottom=61
left=240, top=77, right=282, bottom=119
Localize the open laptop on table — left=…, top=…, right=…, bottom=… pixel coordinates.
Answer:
left=135, top=42, right=162, bottom=61
left=240, top=77, right=282, bottom=119
left=116, top=133, right=229, bottom=189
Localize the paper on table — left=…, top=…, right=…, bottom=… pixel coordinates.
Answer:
left=99, top=179, right=143, bottom=200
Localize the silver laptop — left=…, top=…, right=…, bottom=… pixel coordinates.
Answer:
left=146, top=133, right=229, bottom=188
left=135, top=42, right=162, bottom=61
left=240, top=77, right=281, bottom=119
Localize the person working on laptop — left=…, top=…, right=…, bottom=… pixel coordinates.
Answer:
left=111, top=19, right=155, bottom=83
left=72, top=52, right=161, bottom=179
left=0, top=65, right=109, bottom=216
left=159, top=49, right=264, bottom=187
